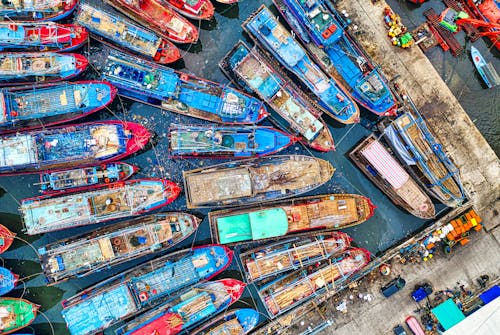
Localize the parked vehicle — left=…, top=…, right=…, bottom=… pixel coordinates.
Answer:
left=381, top=276, right=406, bottom=297
left=393, top=324, right=408, bottom=335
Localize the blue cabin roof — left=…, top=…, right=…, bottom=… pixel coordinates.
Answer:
left=0, top=267, right=16, bottom=296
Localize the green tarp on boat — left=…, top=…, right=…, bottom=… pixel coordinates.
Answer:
left=217, top=208, right=289, bottom=244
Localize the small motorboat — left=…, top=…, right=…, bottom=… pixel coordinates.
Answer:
left=471, top=46, right=500, bottom=88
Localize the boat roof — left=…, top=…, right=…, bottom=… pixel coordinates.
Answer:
left=0, top=298, right=36, bottom=332
left=217, top=208, right=289, bottom=244
left=0, top=53, right=76, bottom=76
left=62, top=284, right=137, bottom=335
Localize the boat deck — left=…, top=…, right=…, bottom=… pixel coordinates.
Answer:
left=0, top=53, right=74, bottom=77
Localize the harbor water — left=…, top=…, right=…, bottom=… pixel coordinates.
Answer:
left=0, top=0, right=497, bottom=334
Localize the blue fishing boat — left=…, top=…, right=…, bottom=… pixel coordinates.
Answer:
left=0, top=81, right=116, bottom=133
left=0, top=0, right=78, bottom=21
left=471, top=46, right=500, bottom=88
left=220, top=41, right=335, bottom=152
left=0, top=22, right=88, bottom=52
left=0, top=267, right=18, bottom=296
left=116, top=279, right=246, bottom=335
left=100, top=48, right=268, bottom=124
left=242, top=5, right=359, bottom=124
left=169, top=124, right=296, bottom=158
left=0, top=52, right=88, bottom=86
left=0, top=120, right=150, bottom=175
left=75, top=2, right=181, bottom=65
left=379, top=109, right=466, bottom=207
left=273, top=0, right=397, bottom=116
left=190, top=308, right=260, bottom=335
left=61, top=245, right=233, bottom=335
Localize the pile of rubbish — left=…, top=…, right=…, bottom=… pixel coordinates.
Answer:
left=384, top=6, right=414, bottom=48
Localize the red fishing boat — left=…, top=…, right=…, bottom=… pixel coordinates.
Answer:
left=163, top=0, right=214, bottom=20
left=216, top=0, right=239, bottom=4
left=464, top=0, right=500, bottom=50
left=106, top=0, right=199, bottom=44
left=0, top=225, right=14, bottom=254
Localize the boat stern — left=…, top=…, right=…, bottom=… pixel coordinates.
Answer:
left=218, top=278, right=246, bottom=303
left=73, top=53, right=89, bottom=75
left=68, top=24, right=89, bottom=51
left=124, top=121, right=152, bottom=154
left=163, top=180, right=182, bottom=205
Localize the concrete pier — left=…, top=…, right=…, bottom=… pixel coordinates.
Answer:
left=335, top=0, right=500, bottom=230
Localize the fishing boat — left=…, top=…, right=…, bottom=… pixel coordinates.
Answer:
left=0, top=0, right=77, bottom=21
left=0, top=22, right=87, bottom=52
left=0, top=298, right=39, bottom=335
left=162, top=0, right=214, bottom=20
left=242, top=5, right=359, bottom=124
left=21, top=178, right=181, bottom=235
left=75, top=3, right=181, bottom=65
left=100, top=49, right=267, bottom=124
left=0, top=267, right=18, bottom=296
left=0, top=120, right=150, bottom=175
left=466, top=0, right=500, bottom=51
left=259, top=248, right=370, bottom=317
left=169, top=124, right=296, bottom=158
left=239, top=231, right=352, bottom=283
left=349, top=134, right=435, bottom=219
left=379, top=111, right=466, bottom=207
left=106, top=0, right=199, bottom=44
left=220, top=40, right=335, bottom=152
left=215, top=0, right=238, bottom=4
left=183, top=155, right=334, bottom=209
left=61, top=245, right=233, bottom=335
left=208, top=193, right=374, bottom=245
left=117, top=279, right=246, bottom=335
left=0, top=81, right=116, bottom=133
left=38, top=162, right=137, bottom=194
left=38, top=212, right=200, bottom=285
left=273, top=0, right=397, bottom=116
left=0, top=225, right=15, bottom=254
left=190, top=309, right=260, bottom=335
left=471, top=46, right=500, bottom=88
left=0, top=52, right=88, bottom=86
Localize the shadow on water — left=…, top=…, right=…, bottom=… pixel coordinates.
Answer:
left=214, top=3, right=240, bottom=19
left=200, top=17, right=218, bottom=31
left=179, top=38, right=203, bottom=54
left=32, top=323, right=68, bottom=335
left=4, top=259, right=42, bottom=281
left=11, top=285, right=65, bottom=311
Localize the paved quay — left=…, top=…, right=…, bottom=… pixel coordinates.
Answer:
left=335, top=0, right=500, bottom=229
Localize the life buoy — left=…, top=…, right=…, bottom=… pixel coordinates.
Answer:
left=104, top=178, right=110, bottom=183
left=112, top=238, right=121, bottom=246
left=180, top=73, right=189, bottom=81
left=287, top=215, right=293, bottom=222
left=119, top=171, right=125, bottom=178
left=139, top=292, right=148, bottom=301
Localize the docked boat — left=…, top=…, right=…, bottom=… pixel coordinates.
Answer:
left=75, top=3, right=181, bottom=65
left=0, top=298, right=39, bottom=335
left=100, top=49, right=267, bottom=123
left=0, top=120, right=150, bottom=175
left=0, top=225, right=15, bottom=254
left=21, top=178, right=181, bottom=235
left=38, top=212, right=200, bottom=285
left=273, top=0, right=397, bottom=116
left=0, top=81, right=116, bottom=133
left=169, top=124, right=296, bottom=158
left=349, top=134, right=435, bottom=219
left=190, top=308, right=260, bottom=335
left=243, top=5, right=359, bottom=124
left=184, top=155, right=334, bottom=208
left=220, top=40, right=335, bottom=152
left=240, top=231, right=352, bottom=283
left=162, top=0, right=214, bottom=20
left=259, top=248, right=370, bottom=317
left=466, top=0, right=500, bottom=51
left=0, top=0, right=77, bottom=21
left=209, top=193, right=373, bottom=245
left=379, top=111, right=466, bottom=207
left=0, top=22, right=87, bottom=52
left=117, top=279, right=246, bottom=335
left=0, top=267, right=18, bottom=296
left=61, top=245, right=233, bottom=335
left=0, top=52, right=88, bottom=86
left=471, top=46, right=500, bottom=88
left=106, top=0, right=199, bottom=44
left=38, top=162, right=137, bottom=194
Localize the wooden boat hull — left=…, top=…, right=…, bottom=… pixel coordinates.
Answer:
left=21, top=178, right=181, bottom=234
left=184, top=155, right=335, bottom=208
left=38, top=212, right=200, bottom=285
left=0, top=267, right=18, bottom=296
left=163, top=0, right=214, bottom=20
left=0, top=81, right=117, bottom=134
left=0, top=0, right=78, bottom=21
left=190, top=308, right=260, bottom=335
left=61, top=245, right=233, bottom=335
left=0, top=225, right=15, bottom=254
left=39, top=162, right=138, bottom=194
left=209, top=193, right=374, bottom=245
left=0, top=52, right=88, bottom=86
left=0, top=298, right=39, bottom=335
left=168, top=125, right=296, bottom=158
left=0, top=120, right=150, bottom=175
left=106, top=0, right=199, bottom=44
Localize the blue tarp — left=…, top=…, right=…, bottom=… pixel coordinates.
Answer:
left=480, top=285, right=500, bottom=304
left=431, top=299, right=466, bottom=330
left=383, top=125, right=417, bottom=165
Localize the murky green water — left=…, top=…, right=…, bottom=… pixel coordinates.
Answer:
left=0, top=1, right=496, bottom=334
